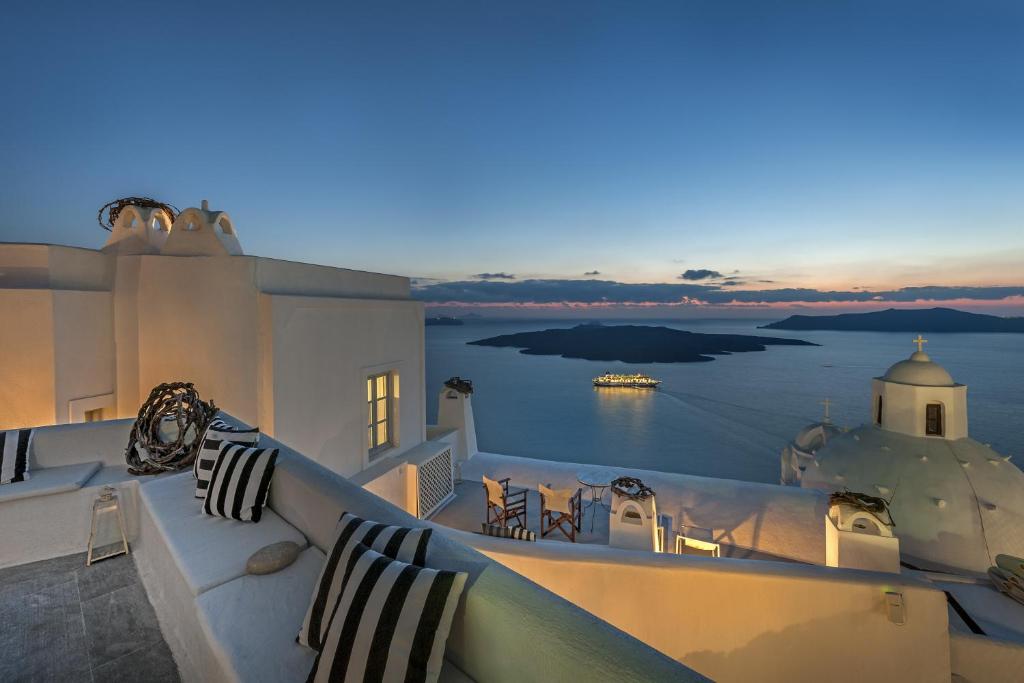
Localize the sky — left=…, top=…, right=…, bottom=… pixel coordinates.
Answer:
left=1, top=1, right=1022, bottom=317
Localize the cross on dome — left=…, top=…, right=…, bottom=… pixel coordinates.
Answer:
left=913, top=335, right=928, bottom=353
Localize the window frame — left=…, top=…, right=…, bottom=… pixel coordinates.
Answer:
left=367, top=372, right=394, bottom=457
left=925, top=403, right=944, bottom=437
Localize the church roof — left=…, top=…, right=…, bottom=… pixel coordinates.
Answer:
left=800, top=425, right=1023, bottom=574
left=881, top=350, right=956, bottom=387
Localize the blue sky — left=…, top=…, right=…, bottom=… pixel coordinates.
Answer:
left=1, top=1, right=1022, bottom=315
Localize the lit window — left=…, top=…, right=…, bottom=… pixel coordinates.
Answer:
left=367, top=372, right=393, bottom=455
left=84, top=408, right=103, bottom=422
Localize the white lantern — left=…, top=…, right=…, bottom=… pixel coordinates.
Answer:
left=87, top=486, right=130, bottom=565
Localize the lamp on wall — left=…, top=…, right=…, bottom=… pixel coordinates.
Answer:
left=86, top=486, right=130, bottom=566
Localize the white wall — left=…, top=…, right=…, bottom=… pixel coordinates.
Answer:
left=453, top=533, right=952, bottom=682
left=872, top=379, right=968, bottom=439
left=132, top=256, right=262, bottom=424
left=0, top=289, right=57, bottom=429
left=264, top=294, right=425, bottom=477
left=52, top=290, right=115, bottom=422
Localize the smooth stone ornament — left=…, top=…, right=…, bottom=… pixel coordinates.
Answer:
left=247, top=541, right=301, bottom=575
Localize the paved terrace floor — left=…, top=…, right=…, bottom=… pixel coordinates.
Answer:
left=0, top=551, right=179, bottom=683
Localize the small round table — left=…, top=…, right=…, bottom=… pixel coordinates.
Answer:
left=577, top=469, right=615, bottom=532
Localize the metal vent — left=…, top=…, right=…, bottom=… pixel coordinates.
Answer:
left=418, top=447, right=454, bottom=519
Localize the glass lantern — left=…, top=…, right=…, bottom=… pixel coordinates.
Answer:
left=86, top=485, right=130, bottom=565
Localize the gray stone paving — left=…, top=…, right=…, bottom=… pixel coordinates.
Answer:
left=0, top=551, right=180, bottom=683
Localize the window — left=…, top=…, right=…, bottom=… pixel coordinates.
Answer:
left=875, top=396, right=883, bottom=425
left=367, top=372, right=393, bottom=455
left=925, top=403, right=943, bottom=436
left=84, top=408, right=103, bottom=422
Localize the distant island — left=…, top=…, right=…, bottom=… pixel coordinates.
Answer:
left=425, top=316, right=464, bottom=326
left=761, top=307, right=1024, bottom=333
left=469, top=324, right=816, bottom=363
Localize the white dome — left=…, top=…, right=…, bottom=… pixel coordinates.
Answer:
left=800, top=425, right=1024, bottom=574
left=882, top=351, right=955, bottom=387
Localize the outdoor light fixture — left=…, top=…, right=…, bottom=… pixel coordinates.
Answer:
left=86, top=485, right=130, bottom=566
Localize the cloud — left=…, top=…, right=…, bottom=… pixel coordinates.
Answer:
left=758, top=279, right=776, bottom=284
left=584, top=270, right=601, bottom=276
left=413, top=278, right=1024, bottom=307
left=473, top=272, right=516, bottom=280
left=679, top=269, right=723, bottom=281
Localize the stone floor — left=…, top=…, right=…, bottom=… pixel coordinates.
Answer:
left=0, top=550, right=180, bottom=683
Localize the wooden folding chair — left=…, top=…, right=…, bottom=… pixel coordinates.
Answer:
left=483, top=475, right=528, bottom=529
left=539, top=484, right=583, bottom=542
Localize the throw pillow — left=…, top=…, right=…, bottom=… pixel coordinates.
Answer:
left=202, top=442, right=278, bottom=522
left=298, top=512, right=432, bottom=651
left=194, top=417, right=260, bottom=499
left=247, top=541, right=303, bottom=575
left=307, top=542, right=466, bottom=683
left=0, top=428, right=32, bottom=484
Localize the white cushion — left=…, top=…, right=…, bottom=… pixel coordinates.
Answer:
left=0, top=462, right=101, bottom=503
left=197, top=547, right=324, bottom=683
left=139, top=472, right=306, bottom=595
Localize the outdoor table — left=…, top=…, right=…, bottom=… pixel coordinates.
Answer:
left=577, top=469, right=616, bottom=532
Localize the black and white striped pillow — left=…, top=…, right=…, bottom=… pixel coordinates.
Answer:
left=481, top=522, right=536, bottom=542
left=0, top=428, right=32, bottom=485
left=298, top=513, right=432, bottom=651
left=202, top=442, right=278, bottom=522
left=308, top=542, right=467, bottom=683
left=194, top=417, right=260, bottom=499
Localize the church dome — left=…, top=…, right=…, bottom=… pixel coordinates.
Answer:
left=882, top=350, right=955, bottom=387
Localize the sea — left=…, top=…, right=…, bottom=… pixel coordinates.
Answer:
left=425, top=319, right=1024, bottom=485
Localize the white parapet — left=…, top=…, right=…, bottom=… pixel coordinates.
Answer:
left=436, top=384, right=478, bottom=464
left=825, top=503, right=901, bottom=573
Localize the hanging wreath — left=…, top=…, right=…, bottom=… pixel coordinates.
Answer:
left=829, top=488, right=895, bottom=528
left=444, top=377, right=474, bottom=395
left=611, top=476, right=655, bottom=501
left=125, top=382, right=217, bottom=475
left=98, top=197, right=179, bottom=232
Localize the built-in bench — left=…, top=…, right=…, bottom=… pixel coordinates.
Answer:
left=2, top=417, right=698, bottom=682
left=0, top=419, right=165, bottom=567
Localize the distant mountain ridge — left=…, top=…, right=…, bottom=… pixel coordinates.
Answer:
left=761, top=307, right=1024, bottom=333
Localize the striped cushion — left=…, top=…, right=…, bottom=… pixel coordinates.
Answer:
left=0, top=428, right=32, bottom=484
left=202, top=442, right=278, bottom=522
left=299, top=513, right=432, bottom=651
left=308, top=542, right=466, bottom=683
left=194, top=417, right=260, bottom=499
left=481, top=523, right=536, bottom=542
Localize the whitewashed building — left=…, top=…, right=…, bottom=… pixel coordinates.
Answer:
left=0, top=200, right=432, bottom=481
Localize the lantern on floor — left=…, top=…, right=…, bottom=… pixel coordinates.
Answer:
left=87, top=486, right=130, bottom=565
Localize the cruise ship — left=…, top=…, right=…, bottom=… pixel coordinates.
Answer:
left=593, top=372, right=662, bottom=388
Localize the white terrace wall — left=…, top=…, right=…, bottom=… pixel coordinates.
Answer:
left=453, top=533, right=951, bottom=682
left=0, top=245, right=116, bottom=430
left=0, top=289, right=58, bottom=429
left=263, top=293, right=425, bottom=477
left=128, top=255, right=262, bottom=423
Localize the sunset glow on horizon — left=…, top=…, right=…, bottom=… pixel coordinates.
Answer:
left=1, top=1, right=1021, bottom=317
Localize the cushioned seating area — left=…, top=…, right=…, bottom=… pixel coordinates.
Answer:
left=140, top=472, right=308, bottom=595
left=196, top=547, right=473, bottom=683
left=0, top=461, right=101, bottom=503
left=196, top=547, right=322, bottom=682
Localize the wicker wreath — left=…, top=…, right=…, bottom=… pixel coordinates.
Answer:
left=610, top=476, right=655, bottom=501
left=125, top=382, right=217, bottom=475
left=444, top=377, right=474, bottom=395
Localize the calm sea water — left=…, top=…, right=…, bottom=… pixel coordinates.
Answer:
left=425, top=319, right=1024, bottom=484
